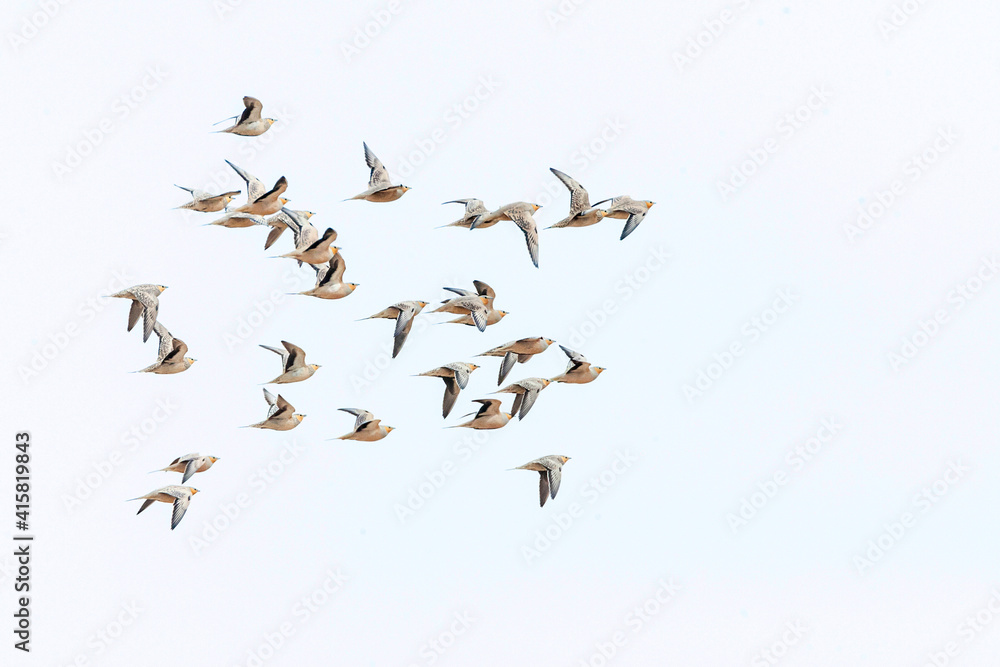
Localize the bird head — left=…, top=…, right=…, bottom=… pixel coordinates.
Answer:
left=505, top=413, right=513, bottom=420
left=295, top=414, right=306, bottom=422
left=385, top=426, right=395, bottom=433
left=594, top=366, right=606, bottom=374
left=469, top=364, right=480, bottom=371
left=498, top=310, right=509, bottom=319
left=532, top=204, right=541, bottom=211
left=559, top=456, right=571, bottom=463
left=190, top=488, right=200, bottom=495
left=209, top=457, right=220, bottom=463
left=157, top=285, right=168, bottom=293
left=185, top=357, right=197, bottom=365
left=310, top=364, right=322, bottom=371
left=331, top=246, right=342, bottom=255
left=280, top=198, right=291, bottom=205
left=645, top=201, right=655, bottom=208
left=266, top=118, right=277, bottom=126
left=595, top=209, right=608, bottom=219
left=303, top=211, right=316, bottom=218
left=401, top=186, right=411, bottom=192
left=349, top=283, right=360, bottom=291
left=541, top=379, right=551, bottom=387
left=479, top=296, right=489, bottom=305
left=544, top=338, right=555, bottom=346
left=418, top=301, right=430, bottom=308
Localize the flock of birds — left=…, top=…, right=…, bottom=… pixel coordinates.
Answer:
left=119, top=96, right=655, bottom=529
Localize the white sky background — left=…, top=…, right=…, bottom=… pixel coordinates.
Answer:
left=3, top=0, right=1000, bottom=664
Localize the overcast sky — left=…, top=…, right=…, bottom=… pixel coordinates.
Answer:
left=4, top=0, right=1000, bottom=665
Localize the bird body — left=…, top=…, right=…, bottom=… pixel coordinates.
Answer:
left=478, top=337, right=556, bottom=385
left=348, top=142, right=410, bottom=202
left=245, top=389, right=305, bottom=430
left=215, top=96, right=276, bottom=136
left=261, top=340, right=320, bottom=384
left=174, top=185, right=240, bottom=212
left=155, top=454, right=218, bottom=484
left=129, top=485, right=199, bottom=529
left=496, top=377, right=551, bottom=420
left=110, top=284, right=166, bottom=343
left=138, top=321, right=195, bottom=374
left=334, top=408, right=394, bottom=441
left=550, top=345, right=605, bottom=384
left=450, top=398, right=512, bottom=430
left=362, top=300, right=429, bottom=358
left=592, top=195, right=656, bottom=240
left=416, top=362, right=479, bottom=418
left=515, top=456, right=571, bottom=507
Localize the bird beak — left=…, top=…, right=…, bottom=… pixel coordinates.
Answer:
left=386, top=426, right=395, bottom=432
left=532, top=204, right=541, bottom=211
left=191, top=489, right=200, bottom=495
left=281, top=198, right=291, bottom=204
left=646, top=201, right=655, bottom=208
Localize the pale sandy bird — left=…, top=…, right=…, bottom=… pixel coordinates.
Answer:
left=278, top=228, right=339, bottom=266
left=448, top=398, right=512, bottom=430
left=432, top=294, right=490, bottom=332
left=415, top=362, right=480, bottom=418
left=297, top=253, right=358, bottom=299
left=440, top=280, right=507, bottom=328
left=226, top=160, right=290, bottom=216
left=153, top=454, right=219, bottom=484
left=546, top=168, right=608, bottom=229
left=109, top=284, right=166, bottom=343
left=272, top=206, right=319, bottom=266
left=478, top=337, right=557, bottom=385
left=550, top=345, right=606, bottom=384
left=260, top=340, right=321, bottom=384
left=243, top=388, right=305, bottom=430
left=497, top=377, right=551, bottom=420
left=514, top=456, right=571, bottom=507
left=129, top=485, right=199, bottom=530
left=347, top=142, right=410, bottom=202
left=265, top=208, right=315, bottom=250
left=174, top=185, right=241, bottom=213
left=439, top=199, right=492, bottom=229
left=362, top=300, right=429, bottom=358
left=214, top=96, right=276, bottom=136
left=204, top=211, right=269, bottom=228
left=333, top=408, right=394, bottom=441
left=592, top=195, right=656, bottom=240
left=137, top=321, right=196, bottom=374
left=472, top=202, right=541, bottom=267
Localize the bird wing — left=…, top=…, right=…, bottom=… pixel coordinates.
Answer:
left=135, top=289, right=159, bottom=343
left=452, top=364, right=471, bottom=390
left=560, top=344, right=589, bottom=372
left=355, top=419, right=382, bottom=435
left=260, top=344, right=289, bottom=369
left=226, top=160, right=266, bottom=202
left=507, top=208, right=539, bottom=268
left=443, top=286, right=475, bottom=297
left=304, top=227, right=336, bottom=252
left=239, top=96, right=263, bottom=124
left=620, top=210, right=648, bottom=240
left=538, top=471, right=550, bottom=507
left=442, top=377, right=460, bottom=418
left=518, top=389, right=540, bottom=419
left=255, top=176, right=288, bottom=204
left=321, top=253, right=346, bottom=286
left=546, top=464, right=562, bottom=500
left=272, top=394, right=294, bottom=419
left=281, top=341, right=306, bottom=371
left=340, top=408, right=374, bottom=430
left=364, top=142, right=391, bottom=188
left=170, top=494, right=191, bottom=530
left=472, top=280, right=495, bottom=298
left=473, top=398, right=501, bottom=417
left=126, top=299, right=143, bottom=333
left=498, top=351, right=517, bottom=385
left=181, top=459, right=199, bottom=484
left=550, top=168, right=591, bottom=215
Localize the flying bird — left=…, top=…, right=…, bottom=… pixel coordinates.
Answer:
left=260, top=340, right=321, bottom=384
left=174, top=185, right=241, bottom=213
left=153, top=454, right=219, bottom=484
left=514, top=456, right=571, bottom=507
left=361, top=300, right=429, bottom=358
left=225, top=160, right=290, bottom=216
left=333, top=408, right=395, bottom=441
left=271, top=207, right=319, bottom=266
left=592, top=195, right=655, bottom=240
left=471, top=202, right=541, bottom=267
left=347, top=142, right=410, bottom=202
left=432, top=294, right=490, bottom=332
left=439, top=199, right=492, bottom=229
left=550, top=345, right=605, bottom=384
left=137, top=321, right=195, bottom=374
left=297, top=253, right=358, bottom=299
left=448, top=398, right=512, bottom=430
left=214, top=96, right=276, bottom=136
left=546, top=168, right=608, bottom=229
left=278, top=228, right=339, bottom=265
left=204, top=211, right=269, bottom=228
left=496, top=377, right=551, bottom=420
left=415, top=362, right=480, bottom=418
left=129, top=485, right=199, bottom=530
left=478, top=337, right=557, bottom=385
left=244, top=389, right=305, bottom=430
left=109, top=284, right=166, bottom=343
left=439, top=281, right=507, bottom=327
left=264, top=208, right=315, bottom=250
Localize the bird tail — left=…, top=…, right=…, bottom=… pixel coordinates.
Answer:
left=212, top=115, right=237, bottom=126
